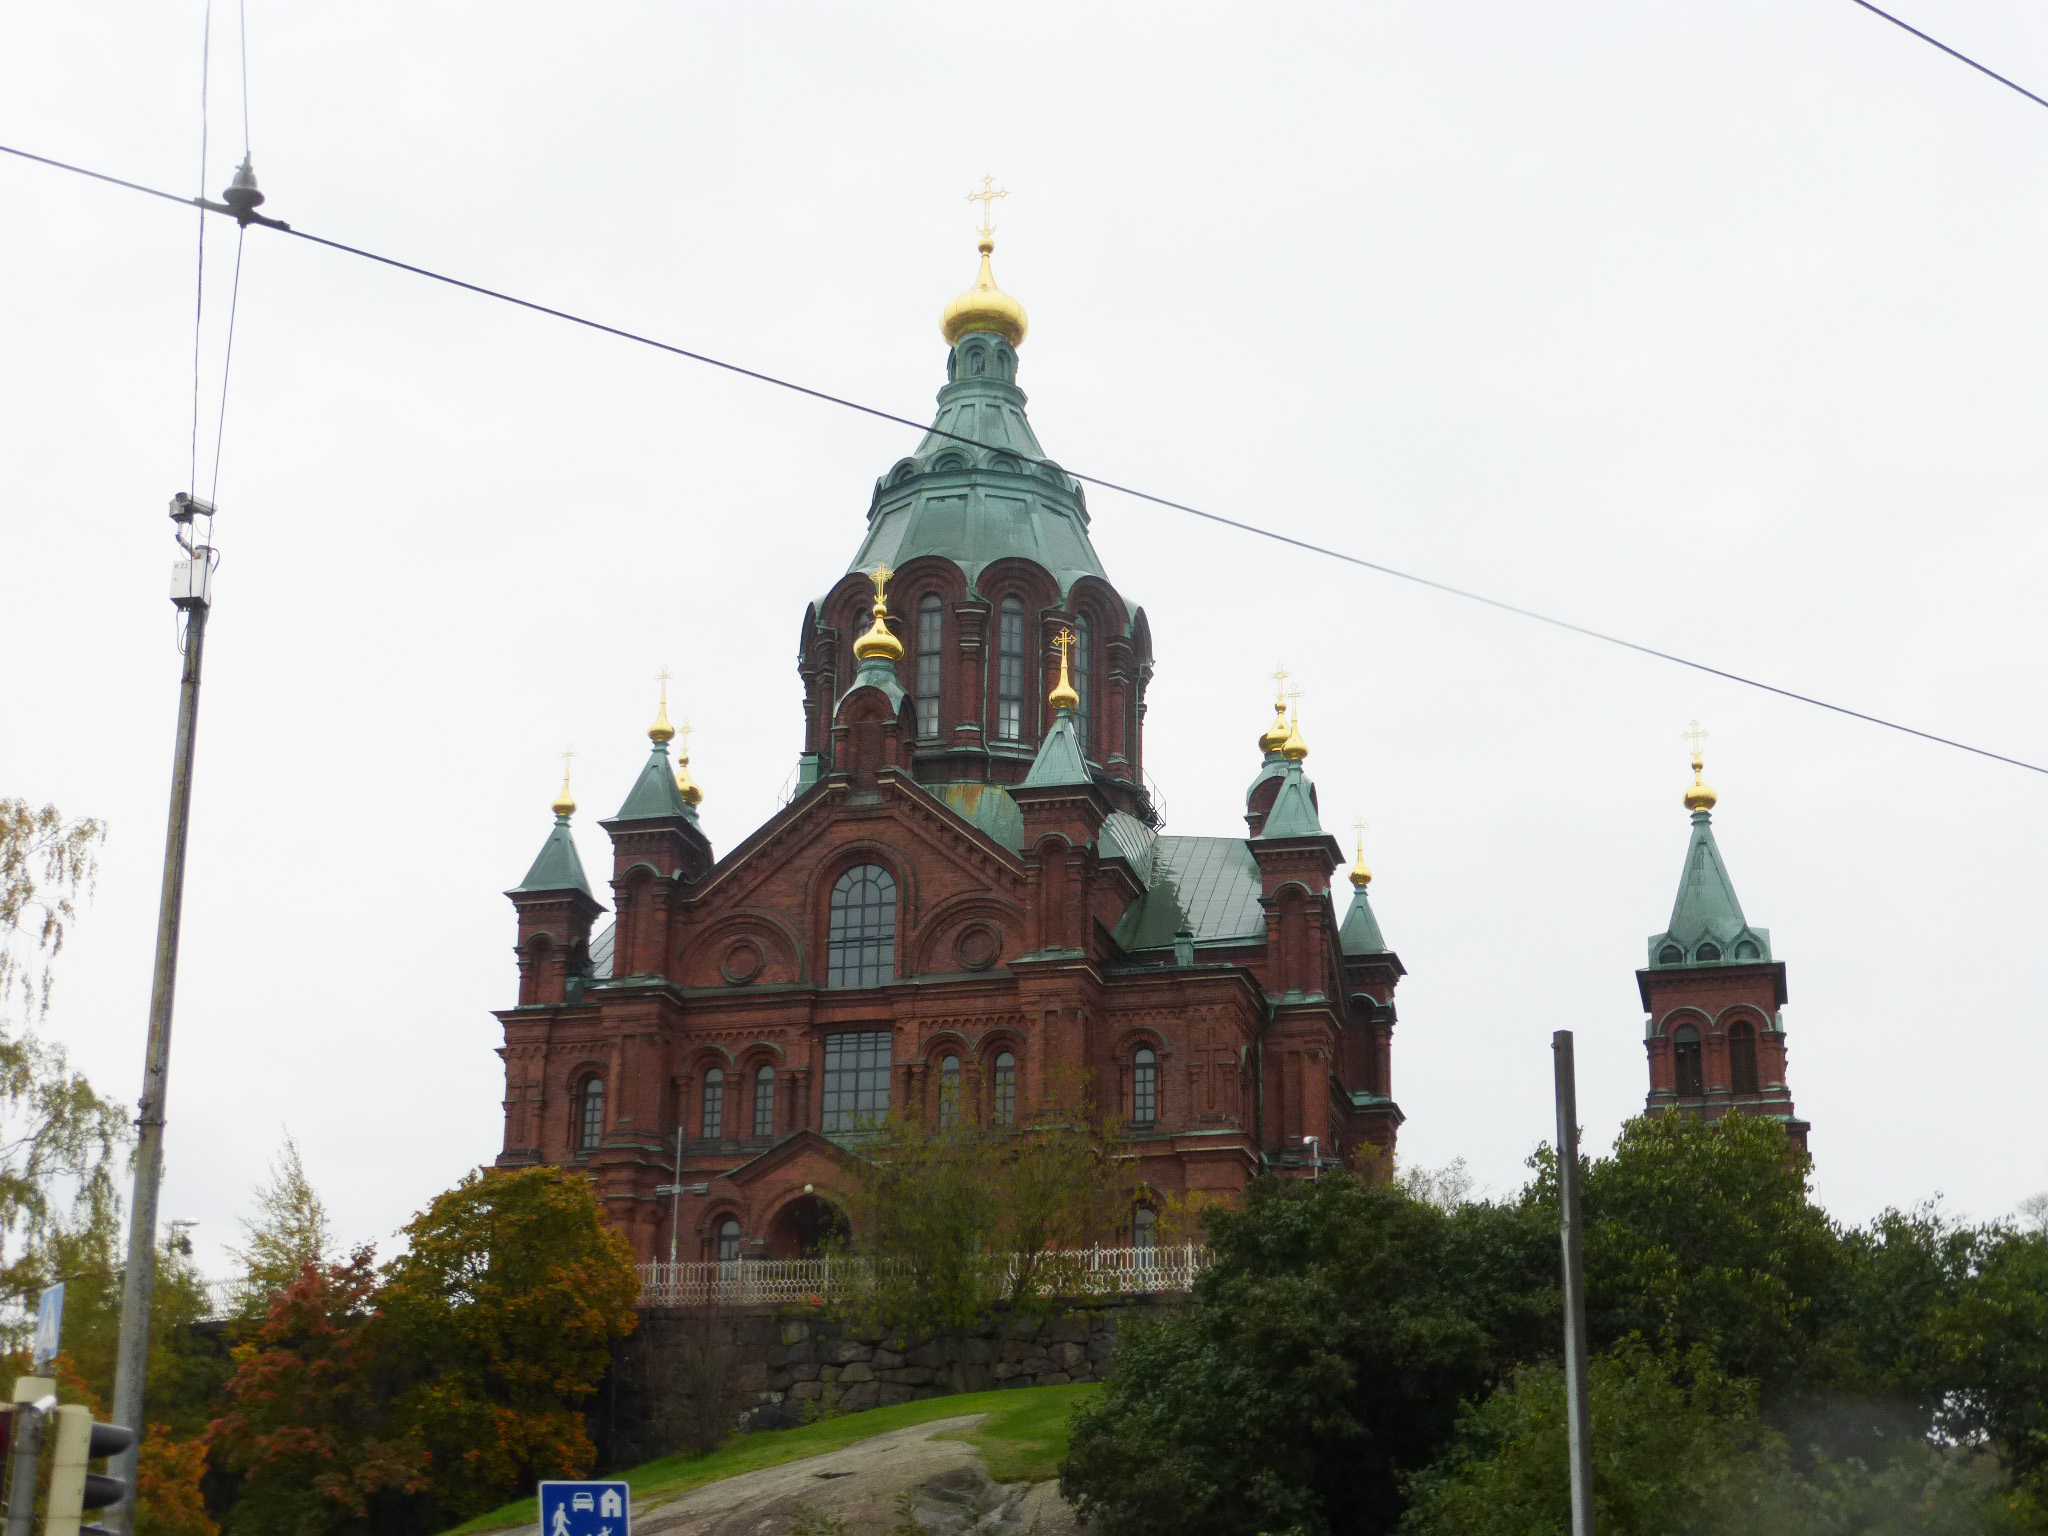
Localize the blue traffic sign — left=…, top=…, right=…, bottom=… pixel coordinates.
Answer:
left=538, top=1480, right=630, bottom=1536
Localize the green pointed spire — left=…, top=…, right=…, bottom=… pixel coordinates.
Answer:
left=1648, top=807, right=1771, bottom=966
left=514, top=813, right=594, bottom=897
left=615, top=741, right=694, bottom=822
left=1258, top=760, right=1323, bottom=839
left=1339, top=883, right=1388, bottom=956
left=1023, top=707, right=1091, bottom=787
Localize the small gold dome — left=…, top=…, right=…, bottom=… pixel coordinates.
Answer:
left=675, top=723, right=703, bottom=806
left=1684, top=759, right=1717, bottom=813
left=941, top=239, right=1029, bottom=348
left=1049, top=628, right=1079, bottom=712
left=853, top=565, right=904, bottom=663
left=1350, top=862, right=1372, bottom=889
left=551, top=770, right=576, bottom=819
left=649, top=672, right=676, bottom=744
left=1282, top=702, right=1308, bottom=762
left=1258, top=702, right=1291, bottom=756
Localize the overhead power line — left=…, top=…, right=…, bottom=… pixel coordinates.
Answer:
left=1844, top=0, right=2048, bottom=113
left=2, top=137, right=2044, bottom=780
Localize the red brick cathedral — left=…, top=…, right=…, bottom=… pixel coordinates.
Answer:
left=494, top=227, right=1407, bottom=1261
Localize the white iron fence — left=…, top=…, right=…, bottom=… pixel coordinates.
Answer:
left=636, top=1243, right=1208, bottom=1309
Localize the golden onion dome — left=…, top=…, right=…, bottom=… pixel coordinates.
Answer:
left=1049, top=628, right=1080, bottom=712
left=1350, top=821, right=1372, bottom=887
left=1282, top=702, right=1308, bottom=762
left=551, top=755, right=576, bottom=818
left=941, top=238, right=1029, bottom=348
left=1683, top=757, right=1718, bottom=814
left=675, top=723, right=703, bottom=806
left=649, top=695, right=675, bottom=745
left=1258, top=699, right=1292, bottom=756
left=853, top=564, right=905, bottom=663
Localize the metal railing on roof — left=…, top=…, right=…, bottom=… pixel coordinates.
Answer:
left=636, top=1242, right=1207, bottom=1309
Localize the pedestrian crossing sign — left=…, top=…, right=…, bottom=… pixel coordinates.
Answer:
left=538, top=1480, right=630, bottom=1535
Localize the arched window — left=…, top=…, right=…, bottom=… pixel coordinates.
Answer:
left=716, top=1217, right=741, bottom=1264
left=753, top=1064, right=776, bottom=1138
left=1729, top=1020, right=1759, bottom=1095
left=1658, top=944, right=1684, bottom=965
left=1696, top=942, right=1722, bottom=962
left=992, top=1051, right=1017, bottom=1126
left=1132, top=1046, right=1157, bottom=1127
left=827, top=864, right=897, bottom=988
left=996, top=596, right=1026, bottom=741
left=1734, top=940, right=1760, bottom=960
left=915, top=595, right=944, bottom=739
left=701, top=1068, right=724, bottom=1140
left=579, top=1075, right=605, bottom=1150
left=938, top=1054, right=961, bottom=1128
left=1673, top=1024, right=1703, bottom=1098
left=1132, top=1205, right=1156, bottom=1253
left=1074, top=612, right=1093, bottom=756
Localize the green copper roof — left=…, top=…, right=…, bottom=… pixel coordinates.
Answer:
left=1257, top=761, right=1324, bottom=840
left=512, top=815, right=595, bottom=897
left=838, top=654, right=906, bottom=713
left=845, top=332, right=1108, bottom=599
left=1648, top=809, right=1771, bottom=967
left=1339, top=884, right=1388, bottom=955
left=926, top=781, right=1025, bottom=852
left=614, top=742, right=695, bottom=823
left=1113, top=834, right=1267, bottom=951
left=1022, top=708, right=1091, bottom=788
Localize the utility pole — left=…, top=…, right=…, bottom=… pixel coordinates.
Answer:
left=106, top=495, right=216, bottom=1534
left=1553, top=1030, right=1595, bottom=1536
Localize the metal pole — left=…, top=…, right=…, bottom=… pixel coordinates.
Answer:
left=1553, top=1030, right=1595, bottom=1536
left=669, top=1126, right=684, bottom=1266
left=108, top=512, right=213, bottom=1534
left=5, top=1378, right=54, bottom=1536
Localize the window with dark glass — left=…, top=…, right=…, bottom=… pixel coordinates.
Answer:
left=701, top=1068, right=724, bottom=1140
left=579, top=1076, right=605, bottom=1150
left=1729, top=1021, right=1759, bottom=1095
left=827, top=864, right=896, bottom=988
left=716, top=1218, right=741, bottom=1263
left=1658, top=944, right=1684, bottom=965
left=822, top=1030, right=892, bottom=1133
left=1075, top=613, right=1092, bottom=756
left=753, top=1064, right=776, bottom=1138
left=1132, top=1205, right=1156, bottom=1252
left=1696, top=942, right=1722, bottom=962
left=916, top=595, right=944, bottom=738
left=1673, top=1024, right=1704, bottom=1098
left=992, top=1051, right=1017, bottom=1126
left=996, top=596, right=1025, bottom=741
left=938, top=1054, right=961, bottom=1128
left=1132, top=1046, right=1157, bottom=1126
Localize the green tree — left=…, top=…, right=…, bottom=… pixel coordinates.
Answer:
left=228, top=1131, right=332, bottom=1316
left=1059, top=1173, right=1554, bottom=1536
left=208, top=1248, right=430, bottom=1536
left=1940, top=1227, right=2048, bottom=1500
left=377, top=1165, right=639, bottom=1523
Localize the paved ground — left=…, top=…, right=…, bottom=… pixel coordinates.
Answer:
left=506, top=1416, right=1085, bottom=1536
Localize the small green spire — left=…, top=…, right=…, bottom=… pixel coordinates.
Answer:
left=1023, top=707, right=1091, bottom=787
left=615, top=740, right=695, bottom=823
left=1339, top=883, right=1389, bottom=955
left=1648, top=806, right=1770, bottom=965
left=514, top=812, right=594, bottom=897
left=1258, top=760, right=1323, bottom=839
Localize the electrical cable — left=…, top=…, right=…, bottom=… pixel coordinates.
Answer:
left=187, top=2, right=212, bottom=498
left=208, top=225, right=245, bottom=508
left=1844, top=0, right=2048, bottom=113
left=1, top=136, right=2044, bottom=779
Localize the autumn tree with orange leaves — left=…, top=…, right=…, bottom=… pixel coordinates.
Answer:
left=379, top=1165, right=640, bottom=1524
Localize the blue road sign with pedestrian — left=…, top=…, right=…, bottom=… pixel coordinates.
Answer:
left=538, top=1480, right=629, bottom=1536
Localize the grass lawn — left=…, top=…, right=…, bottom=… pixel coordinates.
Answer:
left=440, top=1382, right=1101, bottom=1534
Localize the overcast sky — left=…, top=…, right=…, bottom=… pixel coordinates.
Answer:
left=4, top=1, right=2045, bottom=1280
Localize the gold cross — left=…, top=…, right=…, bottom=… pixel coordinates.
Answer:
left=1681, top=720, right=1708, bottom=762
left=678, top=720, right=694, bottom=758
left=1271, top=663, right=1290, bottom=709
left=1286, top=684, right=1303, bottom=717
left=1053, top=627, right=1076, bottom=660
left=1351, top=815, right=1368, bottom=861
left=870, top=563, right=892, bottom=604
left=967, top=175, right=1007, bottom=240
left=561, top=744, right=576, bottom=776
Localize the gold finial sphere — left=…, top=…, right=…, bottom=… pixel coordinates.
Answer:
left=1680, top=720, right=1717, bottom=812
left=649, top=668, right=676, bottom=744
left=941, top=177, right=1028, bottom=346
left=853, top=565, right=905, bottom=663
left=675, top=720, right=703, bottom=806
left=1048, top=627, right=1080, bottom=712
left=1282, top=688, right=1308, bottom=762
left=552, top=746, right=577, bottom=818
left=1350, top=817, right=1371, bottom=888
left=1258, top=664, right=1292, bottom=755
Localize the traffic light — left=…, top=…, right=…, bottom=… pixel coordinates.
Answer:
left=44, top=1404, right=133, bottom=1536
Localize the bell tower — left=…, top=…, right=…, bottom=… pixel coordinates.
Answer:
left=1637, top=726, right=1807, bottom=1152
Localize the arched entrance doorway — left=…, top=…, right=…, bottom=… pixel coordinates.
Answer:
left=766, top=1192, right=849, bottom=1259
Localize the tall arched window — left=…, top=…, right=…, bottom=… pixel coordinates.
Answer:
left=1673, top=1024, right=1703, bottom=1098
left=1729, top=1020, right=1759, bottom=1095
left=827, top=864, right=896, bottom=988
left=1132, top=1205, right=1157, bottom=1253
left=1074, top=613, right=1093, bottom=756
left=579, top=1075, right=605, bottom=1150
left=996, top=596, right=1026, bottom=742
left=916, top=595, right=944, bottom=739
left=992, top=1051, right=1017, bottom=1126
left=716, top=1217, right=741, bottom=1263
left=938, top=1054, right=961, bottom=1128
left=753, top=1064, right=776, bottom=1138
left=701, top=1068, right=724, bottom=1140
left=1132, top=1046, right=1157, bottom=1127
